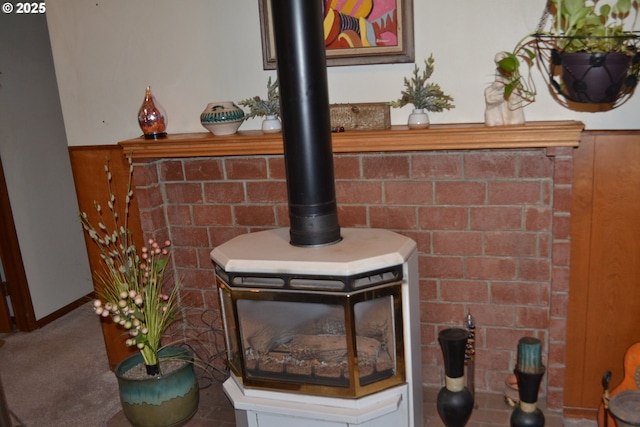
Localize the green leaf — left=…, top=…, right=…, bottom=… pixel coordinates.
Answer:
left=523, top=47, right=536, bottom=61
left=564, top=0, right=587, bottom=16
left=614, top=0, right=631, bottom=16
left=600, top=4, right=612, bottom=19
left=504, top=82, right=516, bottom=99
left=498, top=55, right=518, bottom=73
left=155, top=258, right=168, bottom=271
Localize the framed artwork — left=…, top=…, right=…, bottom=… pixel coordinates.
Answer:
left=259, top=0, right=415, bottom=69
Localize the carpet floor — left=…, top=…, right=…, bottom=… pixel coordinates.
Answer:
left=0, top=303, right=597, bottom=426
left=0, top=302, right=121, bottom=426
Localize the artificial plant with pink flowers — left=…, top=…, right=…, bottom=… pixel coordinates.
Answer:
left=80, top=157, right=181, bottom=375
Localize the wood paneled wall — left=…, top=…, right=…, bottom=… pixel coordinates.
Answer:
left=564, top=130, right=640, bottom=418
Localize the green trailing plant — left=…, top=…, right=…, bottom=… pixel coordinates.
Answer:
left=390, top=55, right=455, bottom=112
left=238, top=77, right=280, bottom=119
left=494, top=38, right=539, bottom=106
left=551, top=0, right=640, bottom=52
left=80, top=157, right=181, bottom=376
left=496, top=0, right=640, bottom=103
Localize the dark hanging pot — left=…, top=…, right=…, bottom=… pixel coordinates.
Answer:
left=558, top=51, right=633, bottom=104
left=115, top=346, right=199, bottom=427
left=437, top=328, right=474, bottom=427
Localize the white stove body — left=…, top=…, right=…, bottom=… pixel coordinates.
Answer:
left=211, top=228, right=423, bottom=427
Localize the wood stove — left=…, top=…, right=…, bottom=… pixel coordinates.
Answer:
left=211, top=227, right=422, bottom=425
left=211, top=0, right=422, bottom=425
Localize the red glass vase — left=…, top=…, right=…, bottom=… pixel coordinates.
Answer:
left=138, top=86, right=167, bottom=139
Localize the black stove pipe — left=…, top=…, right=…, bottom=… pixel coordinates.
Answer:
left=270, top=0, right=341, bottom=247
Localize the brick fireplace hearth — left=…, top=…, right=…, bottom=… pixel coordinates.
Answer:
left=121, top=121, right=582, bottom=411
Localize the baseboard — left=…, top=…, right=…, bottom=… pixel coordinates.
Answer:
left=563, top=406, right=597, bottom=419
left=35, top=292, right=95, bottom=328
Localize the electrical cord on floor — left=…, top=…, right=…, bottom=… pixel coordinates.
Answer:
left=166, top=308, right=230, bottom=390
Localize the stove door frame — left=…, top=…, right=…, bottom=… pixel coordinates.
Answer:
left=217, top=276, right=406, bottom=398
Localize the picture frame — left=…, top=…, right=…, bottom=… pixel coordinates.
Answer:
left=258, top=0, right=415, bottom=69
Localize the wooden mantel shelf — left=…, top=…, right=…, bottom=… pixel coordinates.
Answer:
left=119, top=121, right=584, bottom=160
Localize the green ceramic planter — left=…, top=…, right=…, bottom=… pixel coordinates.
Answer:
left=115, top=347, right=199, bottom=427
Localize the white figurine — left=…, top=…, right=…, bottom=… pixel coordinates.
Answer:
left=484, top=53, right=525, bottom=126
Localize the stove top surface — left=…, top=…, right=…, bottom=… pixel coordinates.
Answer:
left=211, top=228, right=416, bottom=276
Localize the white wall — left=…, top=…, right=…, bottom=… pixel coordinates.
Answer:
left=45, top=0, right=640, bottom=148
left=0, top=13, right=93, bottom=320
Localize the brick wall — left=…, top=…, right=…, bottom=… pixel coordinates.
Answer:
left=132, top=146, right=573, bottom=410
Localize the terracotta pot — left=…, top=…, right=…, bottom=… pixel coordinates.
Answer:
left=115, top=346, right=199, bottom=427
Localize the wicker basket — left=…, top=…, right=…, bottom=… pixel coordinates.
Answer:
left=329, top=103, right=391, bottom=131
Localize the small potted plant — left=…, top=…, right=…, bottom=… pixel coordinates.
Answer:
left=80, top=158, right=199, bottom=427
left=496, top=0, right=640, bottom=107
left=390, top=54, right=455, bottom=129
left=238, top=77, right=282, bottom=133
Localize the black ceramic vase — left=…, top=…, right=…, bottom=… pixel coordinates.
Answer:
left=510, top=368, right=545, bottom=427
left=437, top=328, right=474, bottom=427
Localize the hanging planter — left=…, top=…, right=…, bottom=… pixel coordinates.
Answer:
left=494, top=0, right=640, bottom=111
left=535, top=34, right=640, bottom=107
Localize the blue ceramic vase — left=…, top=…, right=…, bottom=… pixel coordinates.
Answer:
left=115, top=346, right=199, bottom=427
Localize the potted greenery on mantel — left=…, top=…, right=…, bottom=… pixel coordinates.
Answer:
left=497, top=0, right=640, bottom=109
left=238, top=77, right=282, bottom=134
left=390, top=54, right=455, bottom=129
